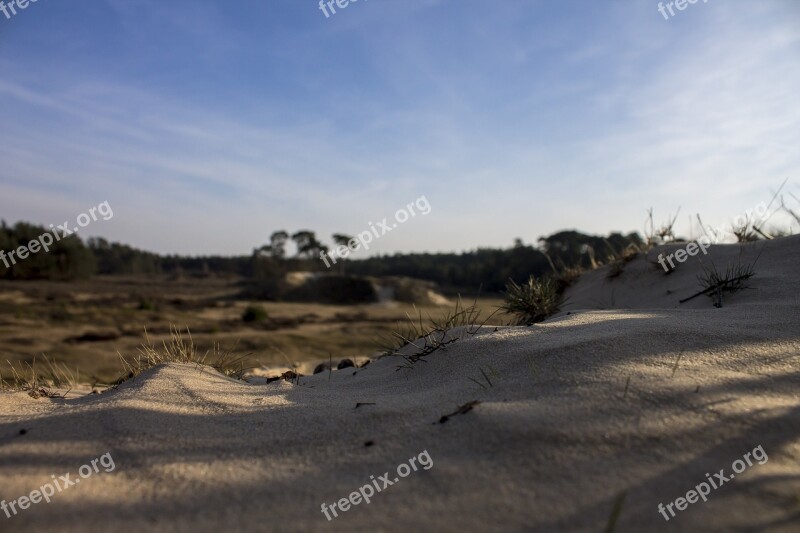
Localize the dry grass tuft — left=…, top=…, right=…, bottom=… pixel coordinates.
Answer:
left=1, top=356, right=79, bottom=399
left=117, top=326, right=253, bottom=383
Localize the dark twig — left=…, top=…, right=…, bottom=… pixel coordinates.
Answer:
left=438, top=400, right=481, bottom=424
left=604, top=491, right=627, bottom=533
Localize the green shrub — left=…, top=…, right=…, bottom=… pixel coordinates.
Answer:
left=137, top=298, right=156, bottom=311
left=501, top=276, right=562, bottom=325
left=242, top=305, right=268, bottom=323
left=284, top=275, right=378, bottom=304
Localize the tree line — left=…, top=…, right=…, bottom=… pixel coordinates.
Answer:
left=0, top=221, right=642, bottom=292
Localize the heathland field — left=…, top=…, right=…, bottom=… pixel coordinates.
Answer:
left=0, top=275, right=506, bottom=385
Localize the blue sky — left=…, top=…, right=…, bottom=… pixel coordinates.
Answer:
left=1, top=0, right=798, bottom=256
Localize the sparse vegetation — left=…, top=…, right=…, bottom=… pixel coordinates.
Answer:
left=731, top=214, right=761, bottom=243
left=501, top=276, right=562, bottom=325
left=1, top=356, right=78, bottom=399
left=698, top=259, right=757, bottom=308
left=780, top=194, right=800, bottom=226
left=381, top=297, right=498, bottom=368
left=697, top=179, right=794, bottom=243
left=644, top=208, right=681, bottom=247
left=468, top=365, right=500, bottom=390
left=553, top=265, right=584, bottom=292
left=606, top=243, right=640, bottom=280
left=680, top=254, right=759, bottom=308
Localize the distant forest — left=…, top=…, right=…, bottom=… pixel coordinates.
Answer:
left=0, top=221, right=643, bottom=292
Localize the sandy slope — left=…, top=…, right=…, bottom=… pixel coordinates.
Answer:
left=1, top=237, right=799, bottom=532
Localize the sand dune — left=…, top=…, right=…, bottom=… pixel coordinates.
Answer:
left=1, top=237, right=799, bottom=532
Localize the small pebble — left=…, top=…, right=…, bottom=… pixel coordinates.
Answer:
left=337, top=359, right=355, bottom=370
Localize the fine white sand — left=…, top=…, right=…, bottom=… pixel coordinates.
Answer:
left=1, top=236, right=798, bottom=532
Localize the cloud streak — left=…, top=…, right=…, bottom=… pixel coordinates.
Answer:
left=0, top=0, right=797, bottom=254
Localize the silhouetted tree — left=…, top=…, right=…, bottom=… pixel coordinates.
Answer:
left=255, top=230, right=289, bottom=260
left=331, top=234, right=356, bottom=274
left=291, top=230, right=327, bottom=259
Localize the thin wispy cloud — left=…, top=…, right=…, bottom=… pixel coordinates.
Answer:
left=1, top=0, right=797, bottom=255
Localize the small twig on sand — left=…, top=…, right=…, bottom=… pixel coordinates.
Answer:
left=438, top=400, right=481, bottom=424
left=604, top=491, right=627, bottom=533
